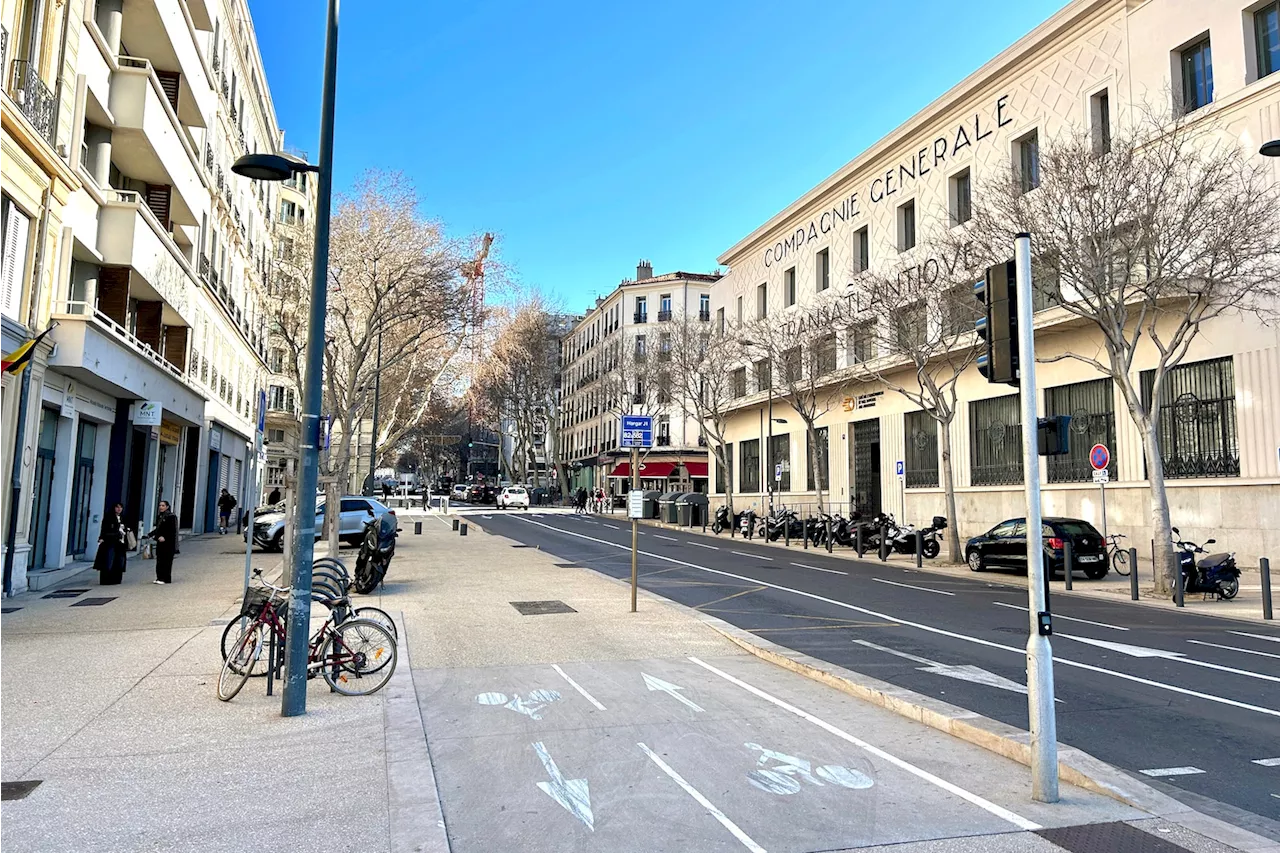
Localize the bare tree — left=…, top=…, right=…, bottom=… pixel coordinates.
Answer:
left=963, top=111, right=1280, bottom=592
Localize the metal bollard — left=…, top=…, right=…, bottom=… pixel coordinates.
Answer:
left=414, top=521, right=422, bottom=535
left=1262, top=557, right=1273, bottom=620
left=826, top=517, right=833, bottom=554
left=1063, top=539, right=1073, bottom=591
left=785, top=519, right=790, bottom=547
left=915, top=530, right=923, bottom=568
left=1129, top=547, right=1139, bottom=600
left=1175, top=557, right=1184, bottom=607
left=878, top=525, right=888, bottom=562
left=460, top=523, right=468, bottom=537
left=452, top=518, right=459, bottom=531
left=802, top=520, right=809, bottom=549
left=856, top=526, right=864, bottom=558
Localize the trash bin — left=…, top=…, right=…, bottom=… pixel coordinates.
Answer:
left=658, top=492, right=684, bottom=524
left=678, top=493, right=709, bottom=527
left=641, top=490, right=663, bottom=519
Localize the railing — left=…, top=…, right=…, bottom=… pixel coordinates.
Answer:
left=216, top=166, right=224, bottom=189
left=9, top=59, right=57, bottom=146
left=633, top=312, right=647, bottom=324
left=229, top=102, right=238, bottom=122
left=657, top=310, right=672, bottom=322
left=50, top=301, right=193, bottom=388
left=211, top=49, right=220, bottom=73
left=205, top=145, right=214, bottom=171
left=698, top=310, right=711, bottom=322
left=199, top=255, right=210, bottom=282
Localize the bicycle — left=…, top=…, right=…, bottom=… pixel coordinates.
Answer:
left=218, top=571, right=397, bottom=701
left=1105, top=533, right=1129, bottom=575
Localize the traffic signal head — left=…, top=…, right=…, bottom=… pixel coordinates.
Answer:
left=974, top=260, right=1019, bottom=386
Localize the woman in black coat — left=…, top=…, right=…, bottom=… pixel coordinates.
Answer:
left=94, top=502, right=128, bottom=585
left=146, top=500, right=179, bottom=584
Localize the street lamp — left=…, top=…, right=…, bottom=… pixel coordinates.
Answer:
left=1261, top=140, right=1280, bottom=157
left=231, top=0, right=339, bottom=718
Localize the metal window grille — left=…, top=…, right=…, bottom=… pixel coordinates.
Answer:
left=1045, top=378, right=1116, bottom=483
left=904, top=410, right=939, bottom=488
left=1141, top=357, right=1238, bottom=479
left=769, top=435, right=791, bottom=491
left=716, top=443, right=733, bottom=493
left=969, top=394, right=1023, bottom=485
left=806, top=427, right=829, bottom=491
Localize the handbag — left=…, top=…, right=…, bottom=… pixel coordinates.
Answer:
left=125, top=528, right=138, bottom=551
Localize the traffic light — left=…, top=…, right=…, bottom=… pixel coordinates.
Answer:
left=974, top=260, right=1019, bottom=386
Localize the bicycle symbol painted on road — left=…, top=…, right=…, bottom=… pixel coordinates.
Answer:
left=743, top=742, right=874, bottom=795
left=476, top=689, right=563, bottom=720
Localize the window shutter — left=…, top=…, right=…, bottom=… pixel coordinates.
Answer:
left=2, top=200, right=32, bottom=321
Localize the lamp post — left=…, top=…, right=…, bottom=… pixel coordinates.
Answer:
left=1261, top=140, right=1280, bottom=157
left=231, top=0, right=338, bottom=718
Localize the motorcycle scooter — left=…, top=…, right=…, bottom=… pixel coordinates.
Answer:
left=354, top=510, right=399, bottom=594
left=1171, top=527, right=1240, bottom=600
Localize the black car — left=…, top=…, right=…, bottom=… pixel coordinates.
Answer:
left=965, top=517, right=1108, bottom=579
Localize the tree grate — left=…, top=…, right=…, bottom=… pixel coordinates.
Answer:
left=510, top=600, right=577, bottom=616
left=70, top=597, right=117, bottom=607
left=1, top=781, right=42, bottom=800
left=1035, top=822, right=1192, bottom=853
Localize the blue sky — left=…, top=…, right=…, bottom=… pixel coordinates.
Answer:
left=250, top=0, right=1066, bottom=312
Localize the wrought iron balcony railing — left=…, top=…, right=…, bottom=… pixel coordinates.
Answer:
left=657, top=310, right=672, bottom=322
left=9, top=59, right=57, bottom=146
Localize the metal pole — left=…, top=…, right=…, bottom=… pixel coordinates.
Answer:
left=367, top=331, right=382, bottom=495
left=282, top=0, right=339, bottom=718
left=2, top=367, right=32, bottom=596
left=1063, top=539, right=1073, bottom=591
left=767, top=386, right=774, bottom=517
left=1129, top=547, right=1139, bottom=600
left=1099, top=481, right=1107, bottom=539
left=1261, top=557, right=1272, bottom=620
left=915, top=530, right=923, bottom=568
left=242, top=423, right=262, bottom=601
left=1015, top=232, right=1058, bottom=803
left=1175, top=558, right=1184, bottom=607
left=630, top=445, right=639, bottom=613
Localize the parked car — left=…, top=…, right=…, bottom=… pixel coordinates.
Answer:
left=249, top=496, right=392, bottom=552
left=497, top=486, right=530, bottom=510
left=965, top=517, right=1108, bottom=578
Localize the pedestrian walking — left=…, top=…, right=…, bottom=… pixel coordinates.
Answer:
left=93, top=502, right=128, bottom=585
left=147, top=500, right=179, bottom=585
left=382, top=480, right=393, bottom=503
left=267, top=485, right=281, bottom=505
left=217, top=488, right=236, bottom=534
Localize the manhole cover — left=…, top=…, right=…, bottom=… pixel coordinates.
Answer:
left=1036, top=822, right=1191, bottom=853
left=510, top=600, right=577, bottom=616
left=70, top=597, right=117, bottom=607
left=1, top=607, right=22, bottom=613
left=1, top=780, right=42, bottom=801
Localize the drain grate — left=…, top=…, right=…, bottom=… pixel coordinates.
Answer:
left=510, top=600, right=577, bottom=616
left=1036, top=822, right=1191, bottom=853
left=70, top=597, right=117, bottom=607
left=1, top=780, right=42, bottom=801
left=1, top=607, right=22, bottom=613
left=43, top=591, right=84, bottom=599
left=511, top=544, right=534, bottom=548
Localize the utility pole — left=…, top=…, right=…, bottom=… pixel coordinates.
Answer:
left=367, top=330, right=382, bottom=494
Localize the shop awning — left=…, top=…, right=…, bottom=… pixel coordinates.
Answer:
left=608, top=461, right=709, bottom=478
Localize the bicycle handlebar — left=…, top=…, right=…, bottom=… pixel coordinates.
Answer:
left=251, top=567, right=291, bottom=596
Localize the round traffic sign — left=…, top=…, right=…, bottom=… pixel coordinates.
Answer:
left=1089, top=444, right=1110, bottom=470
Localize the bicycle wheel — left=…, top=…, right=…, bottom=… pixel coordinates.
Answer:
left=218, top=623, right=263, bottom=701
left=1111, top=548, right=1129, bottom=576
left=353, top=605, right=398, bottom=640
left=319, top=618, right=397, bottom=696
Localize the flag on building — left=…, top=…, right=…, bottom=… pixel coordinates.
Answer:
left=2, top=326, right=54, bottom=375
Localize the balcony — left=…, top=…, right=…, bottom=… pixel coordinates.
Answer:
left=656, top=435, right=672, bottom=447
left=97, top=191, right=197, bottom=325
left=633, top=312, right=648, bottom=324
left=7, top=59, right=57, bottom=146
left=119, top=0, right=213, bottom=127
left=657, top=310, right=673, bottom=322
left=699, top=309, right=711, bottom=322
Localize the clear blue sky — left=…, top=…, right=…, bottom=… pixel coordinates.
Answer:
left=250, top=0, right=1066, bottom=311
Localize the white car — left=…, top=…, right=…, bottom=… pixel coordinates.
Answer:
left=451, top=484, right=469, bottom=501
left=497, top=486, right=530, bottom=510
left=250, top=496, right=391, bottom=551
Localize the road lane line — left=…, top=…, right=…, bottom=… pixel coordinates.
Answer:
left=1253, top=757, right=1280, bottom=766
left=581, top=520, right=598, bottom=525
left=1059, top=633, right=1280, bottom=685
left=508, top=516, right=1280, bottom=719
left=992, top=601, right=1128, bottom=631
left=655, top=534, right=679, bottom=541
left=690, top=542, right=720, bottom=550
left=603, top=524, right=620, bottom=530
left=1187, top=639, right=1280, bottom=660
left=731, top=551, right=773, bottom=561
left=852, top=639, right=936, bottom=666
left=1229, top=631, right=1280, bottom=644
left=637, top=743, right=766, bottom=853
left=792, top=562, right=846, bottom=575
left=873, top=578, right=954, bottom=596
left=688, top=656, right=1040, bottom=831
left=552, top=664, right=606, bottom=711
left=1140, top=766, right=1205, bottom=778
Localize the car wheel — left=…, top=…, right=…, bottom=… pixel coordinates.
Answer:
left=967, top=550, right=984, bottom=572
left=1083, top=563, right=1108, bottom=580
left=272, top=532, right=284, bottom=553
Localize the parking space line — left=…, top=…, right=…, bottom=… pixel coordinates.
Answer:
left=992, top=601, right=1128, bottom=631
left=637, top=743, right=766, bottom=853
left=1253, top=757, right=1280, bottom=766
left=688, top=656, right=1040, bottom=831
left=551, top=664, right=606, bottom=711
left=731, top=551, right=773, bottom=561
left=791, top=562, right=846, bottom=575
left=1187, top=639, right=1280, bottom=660
left=873, top=578, right=953, bottom=596
left=690, top=542, right=720, bottom=550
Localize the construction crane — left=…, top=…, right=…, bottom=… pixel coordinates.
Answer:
left=461, top=233, right=494, bottom=323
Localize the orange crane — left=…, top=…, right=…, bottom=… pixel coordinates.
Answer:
left=462, top=233, right=494, bottom=321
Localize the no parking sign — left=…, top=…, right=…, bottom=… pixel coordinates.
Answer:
left=1089, top=444, right=1110, bottom=471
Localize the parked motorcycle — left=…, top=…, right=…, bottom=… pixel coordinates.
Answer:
left=887, top=516, right=948, bottom=559
left=354, top=510, right=399, bottom=594
left=1171, top=527, right=1239, bottom=600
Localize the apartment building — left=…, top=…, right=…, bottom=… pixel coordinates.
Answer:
left=559, top=261, right=719, bottom=495
left=1, top=0, right=291, bottom=593
left=710, top=0, right=1280, bottom=563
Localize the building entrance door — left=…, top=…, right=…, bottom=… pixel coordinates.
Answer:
left=850, top=418, right=881, bottom=517
left=28, top=408, right=59, bottom=570
left=68, top=421, right=98, bottom=557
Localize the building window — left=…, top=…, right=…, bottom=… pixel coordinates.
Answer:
left=1180, top=35, right=1213, bottom=113
left=736, top=295, right=744, bottom=324
left=769, top=434, right=791, bottom=491
left=634, top=295, right=647, bottom=323
left=634, top=334, right=647, bottom=360
left=806, top=426, right=829, bottom=491
left=1090, top=89, right=1111, bottom=154
left=1017, top=131, right=1040, bottom=193
left=848, top=319, right=875, bottom=364
left=716, top=306, right=725, bottom=333
left=904, top=410, right=939, bottom=488
left=740, top=439, right=761, bottom=492
left=969, top=394, right=1023, bottom=486
left=754, top=358, right=771, bottom=393
left=756, top=283, right=768, bottom=319
left=816, top=248, right=830, bottom=291
left=811, top=333, right=837, bottom=377
left=1141, top=356, right=1239, bottom=479
left=2, top=194, right=32, bottom=322
left=950, top=169, right=972, bottom=226
left=732, top=367, right=747, bottom=398
left=716, top=443, right=733, bottom=493
left=268, top=347, right=285, bottom=372
left=268, top=384, right=296, bottom=412
left=700, top=293, right=711, bottom=321
left=781, top=347, right=802, bottom=383
left=852, top=226, right=869, bottom=273
left=1257, top=2, right=1280, bottom=79
left=898, top=200, right=916, bottom=251
left=784, top=267, right=796, bottom=307
left=267, top=428, right=286, bottom=444
left=659, top=293, right=672, bottom=321
left=1046, top=378, right=1116, bottom=483
left=657, top=415, right=671, bottom=445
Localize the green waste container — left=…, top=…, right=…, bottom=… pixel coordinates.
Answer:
left=658, top=492, right=684, bottom=524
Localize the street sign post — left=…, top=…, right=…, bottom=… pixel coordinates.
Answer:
left=1090, top=444, right=1110, bottom=537
left=621, top=415, right=653, bottom=449
left=620, top=415, right=652, bottom=613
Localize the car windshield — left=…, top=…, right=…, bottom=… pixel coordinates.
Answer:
left=1054, top=521, right=1099, bottom=537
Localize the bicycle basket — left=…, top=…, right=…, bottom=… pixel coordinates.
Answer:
left=241, top=586, right=277, bottom=618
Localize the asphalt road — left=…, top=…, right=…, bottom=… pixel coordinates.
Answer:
left=468, top=509, right=1280, bottom=838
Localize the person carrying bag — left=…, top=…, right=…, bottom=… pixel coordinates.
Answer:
left=94, top=502, right=129, bottom=585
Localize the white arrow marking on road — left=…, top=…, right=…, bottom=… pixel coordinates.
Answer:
left=852, top=639, right=1043, bottom=697
left=642, top=672, right=705, bottom=712
left=992, top=601, right=1128, bottom=631
left=1059, top=634, right=1280, bottom=684
left=532, top=741, right=594, bottom=831
left=1252, top=757, right=1280, bottom=766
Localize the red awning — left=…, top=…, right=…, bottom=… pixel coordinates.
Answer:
left=608, top=461, right=708, bottom=478
left=684, top=462, right=708, bottom=477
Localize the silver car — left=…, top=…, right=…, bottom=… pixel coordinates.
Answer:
left=250, top=496, right=391, bottom=551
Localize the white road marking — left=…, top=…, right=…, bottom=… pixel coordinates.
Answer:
left=1229, top=631, right=1280, bottom=644
left=1187, top=639, right=1280, bottom=660
left=655, top=534, right=679, bottom=541
left=992, top=601, right=1128, bottom=631
left=690, top=542, right=720, bottom=550
left=637, top=742, right=766, bottom=853
left=1140, top=766, right=1205, bottom=778
left=873, top=578, right=954, bottom=596
left=581, top=520, right=598, bottom=525
left=852, top=639, right=1043, bottom=698
left=791, top=562, right=846, bottom=575
left=642, top=672, right=705, bottom=713
left=552, top=664, right=606, bottom=711
left=1060, top=634, right=1280, bottom=684
left=532, top=741, right=594, bottom=830
left=731, top=551, right=773, bottom=562
left=510, top=516, right=1280, bottom=719
left=689, top=656, right=1040, bottom=831
left=603, top=524, right=620, bottom=530
left=1252, top=757, right=1280, bottom=766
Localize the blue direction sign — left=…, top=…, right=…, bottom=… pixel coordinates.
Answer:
left=621, top=415, right=653, bottom=448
